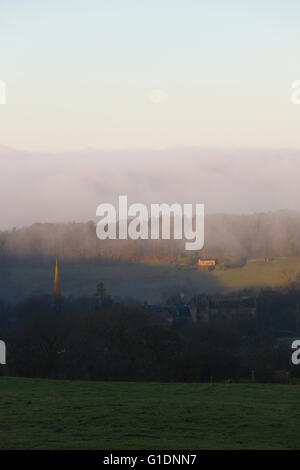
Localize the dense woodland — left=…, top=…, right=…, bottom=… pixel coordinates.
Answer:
left=1, top=210, right=300, bottom=264
left=1, top=284, right=300, bottom=383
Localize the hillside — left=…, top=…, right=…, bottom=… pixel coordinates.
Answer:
left=2, top=211, right=300, bottom=264
left=1, top=256, right=300, bottom=304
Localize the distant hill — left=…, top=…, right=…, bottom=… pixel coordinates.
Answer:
left=1, top=210, right=300, bottom=264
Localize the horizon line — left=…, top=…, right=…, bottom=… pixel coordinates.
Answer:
left=2, top=144, right=300, bottom=156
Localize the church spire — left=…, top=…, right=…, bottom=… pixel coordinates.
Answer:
left=54, top=258, right=61, bottom=300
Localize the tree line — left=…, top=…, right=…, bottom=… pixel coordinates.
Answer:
left=1, top=284, right=300, bottom=383
left=1, top=210, right=300, bottom=264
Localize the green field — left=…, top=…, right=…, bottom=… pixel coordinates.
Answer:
left=1, top=256, right=300, bottom=304
left=214, top=256, right=300, bottom=289
left=1, top=377, right=300, bottom=449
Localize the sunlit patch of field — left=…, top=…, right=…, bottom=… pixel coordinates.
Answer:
left=213, top=256, right=300, bottom=289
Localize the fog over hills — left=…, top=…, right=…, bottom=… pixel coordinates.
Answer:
left=1, top=145, right=300, bottom=229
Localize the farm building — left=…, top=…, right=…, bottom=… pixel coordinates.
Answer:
left=197, top=259, right=216, bottom=266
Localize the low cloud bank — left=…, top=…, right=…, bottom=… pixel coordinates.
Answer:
left=1, top=146, right=299, bottom=229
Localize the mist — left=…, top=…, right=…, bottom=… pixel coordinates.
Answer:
left=1, top=145, right=300, bottom=230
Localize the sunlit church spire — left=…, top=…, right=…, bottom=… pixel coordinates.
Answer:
left=54, top=258, right=61, bottom=300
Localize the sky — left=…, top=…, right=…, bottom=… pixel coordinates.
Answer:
left=1, top=0, right=300, bottom=152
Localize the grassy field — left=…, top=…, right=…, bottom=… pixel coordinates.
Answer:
left=214, top=256, right=300, bottom=289
left=1, top=256, right=300, bottom=304
left=1, top=377, right=300, bottom=449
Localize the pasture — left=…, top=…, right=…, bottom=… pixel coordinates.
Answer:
left=0, top=377, right=299, bottom=449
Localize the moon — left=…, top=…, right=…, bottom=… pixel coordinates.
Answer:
left=149, top=88, right=165, bottom=104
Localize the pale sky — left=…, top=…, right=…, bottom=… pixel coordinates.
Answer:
left=0, top=0, right=300, bottom=152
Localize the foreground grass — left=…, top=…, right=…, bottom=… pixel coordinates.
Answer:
left=0, top=378, right=300, bottom=449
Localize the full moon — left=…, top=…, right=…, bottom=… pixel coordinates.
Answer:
left=149, top=89, right=165, bottom=104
